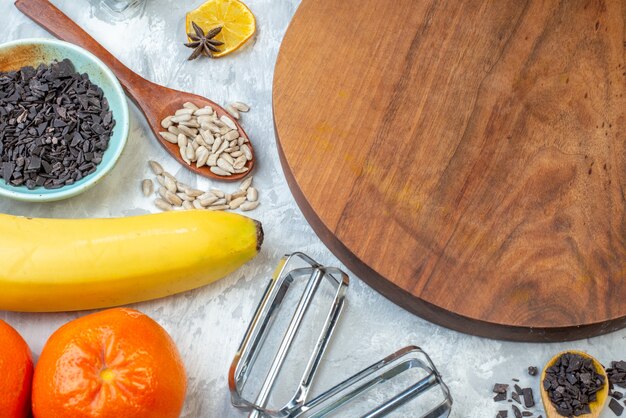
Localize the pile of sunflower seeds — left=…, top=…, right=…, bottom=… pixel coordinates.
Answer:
left=159, top=101, right=251, bottom=177
left=143, top=160, right=259, bottom=212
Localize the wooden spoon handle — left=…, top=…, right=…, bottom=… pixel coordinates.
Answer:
left=14, top=0, right=149, bottom=102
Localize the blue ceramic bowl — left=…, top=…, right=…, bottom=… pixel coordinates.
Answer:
left=0, top=38, right=129, bottom=202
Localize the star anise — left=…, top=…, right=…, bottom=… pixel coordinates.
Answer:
left=185, top=22, right=224, bottom=60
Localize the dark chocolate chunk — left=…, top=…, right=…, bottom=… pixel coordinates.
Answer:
left=528, top=366, right=538, bottom=376
left=613, top=391, right=624, bottom=400
left=522, top=388, right=534, bottom=408
left=511, top=392, right=521, bottom=404
left=496, top=411, right=508, bottom=418
left=511, top=405, right=522, bottom=418
left=514, top=384, right=523, bottom=395
left=521, top=412, right=532, bottom=417
left=493, top=384, right=509, bottom=394
left=609, top=398, right=624, bottom=416
left=494, top=392, right=507, bottom=402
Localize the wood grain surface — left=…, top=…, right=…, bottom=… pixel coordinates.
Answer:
left=273, top=0, right=626, bottom=341
left=15, top=0, right=254, bottom=181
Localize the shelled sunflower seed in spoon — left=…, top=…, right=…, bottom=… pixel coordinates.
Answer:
left=146, top=161, right=260, bottom=212
left=159, top=101, right=252, bottom=177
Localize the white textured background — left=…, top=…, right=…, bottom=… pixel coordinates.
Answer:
left=1, top=1, right=625, bottom=417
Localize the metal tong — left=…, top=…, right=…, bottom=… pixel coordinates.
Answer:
left=229, top=252, right=452, bottom=418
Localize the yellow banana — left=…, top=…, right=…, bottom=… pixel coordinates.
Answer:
left=0, top=210, right=263, bottom=312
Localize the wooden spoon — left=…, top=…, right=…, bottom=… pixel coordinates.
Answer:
left=14, top=0, right=254, bottom=181
left=540, top=350, right=609, bottom=418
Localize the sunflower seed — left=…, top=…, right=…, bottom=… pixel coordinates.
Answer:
left=220, top=115, right=237, bottom=130
left=230, top=150, right=244, bottom=158
left=180, top=146, right=190, bottom=165
left=183, top=102, right=199, bottom=110
left=164, top=175, right=177, bottom=193
left=168, top=125, right=181, bottom=135
left=229, top=196, right=246, bottom=209
left=185, top=188, right=204, bottom=197
left=194, top=134, right=207, bottom=147
left=142, top=179, right=153, bottom=196
left=175, top=108, right=195, bottom=116
left=161, top=116, right=173, bottom=129
left=239, top=176, right=253, bottom=191
left=216, top=140, right=229, bottom=156
left=191, top=141, right=199, bottom=151
left=196, top=148, right=210, bottom=168
left=233, top=155, right=247, bottom=170
left=208, top=153, right=218, bottom=166
left=208, top=123, right=221, bottom=134
left=149, top=160, right=164, bottom=175
left=179, top=119, right=200, bottom=128
left=210, top=189, right=225, bottom=198
left=198, top=191, right=216, bottom=200
left=176, top=182, right=189, bottom=192
left=224, top=147, right=239, bottom=153
left=231, top=101, right=250, bottom=112
left=226, top=105, right=240, bottom=119
left=225, top=193, right=232, bottom=204
left=185, top=144, right=195, bottom=161
left=156, top=174, right=166, bottom=187
left=200, top=130, right=214, bottom=145
left=182, top=200, right=194, bottom=210
left=246, top=187, right=258, bottom=202
left=221, top=153, right=235, bottom=165
left=177, top=192, right=195, bottom=202
left=211, top=137, right=222, bottom=154
left=234, top=166, right=250, bottom=174
left=155, top=198, right=173, bottom=211
left=194, top=107, right=213, bottom=116
left=223, top=130, right=240, bottom=141
left=158, top=186, right=168, bottom=199
left=178, top=124, right=198, bottom=138
left=209, top=205, right=230, bottom=211
left=197, top=115, right=213, bottom=125
left=211, top=198, right=227, bottom=206
left=217, top=158, right=235, bottom=173
left=165, top=190, right=183, bottom=206
left=159, top=132, right=178, bottom=144
left=177, top=134, right=188, bottom=148
left=231, top=190, right=247, bottom=199
left=211, top=166, right=231, bottom=176
left=200, top=195, right=219, bottom=206
left=163, top=172, right=177, bottom=182
left=192, top=199, right=204, bottom=209
left=240, top=201, right=259, bottom=211
left=241, top=144, right=252, bottom=160
left=171, top=114, right=192, bottom=123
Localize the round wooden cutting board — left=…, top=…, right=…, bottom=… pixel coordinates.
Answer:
left=273, top=0, right=626, bottom=341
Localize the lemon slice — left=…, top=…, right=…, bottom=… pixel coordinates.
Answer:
left=186, top=0, right=256, bottom=58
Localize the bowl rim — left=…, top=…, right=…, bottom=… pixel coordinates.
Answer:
left=0, top=37, right=130, bottom=202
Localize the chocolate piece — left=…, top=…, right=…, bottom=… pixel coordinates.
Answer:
left=522, top=388, right=534, bottom=408
left=609, top=398, right=624, bottom=416
left=493, top=384, right=509, bottom=394
left=494, top=392, right=507, bottom=402
left=496, top=411, right=508, bottom=418
left=511, top=405, right=522, bottom=418
left=511, top=391, right=521, bottom=404
left=528, top=366, right=538, bottom=376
